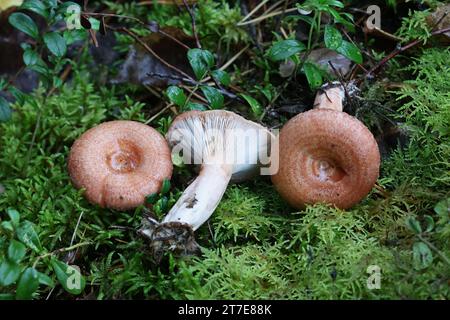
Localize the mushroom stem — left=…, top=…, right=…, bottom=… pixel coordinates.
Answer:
left=162, top=163, right=233, bottom=230
left=313, top=82, right=345, bottom=112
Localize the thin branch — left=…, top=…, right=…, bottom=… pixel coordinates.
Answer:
left=182, top=0, right=201, bottom=48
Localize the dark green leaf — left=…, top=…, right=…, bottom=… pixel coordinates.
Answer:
left=37, top=271, right=54, bottom=287
left=145, top=193, right=158, bottom=205
left=1, top=221, right=14, bottom=233
left=240, top=94, right=263, bottom=117
left=0, top=294, right=15, bottom=300
left=186, top=102, right=207, bottom=111
left=406, top=216, right=422, bottom=234
left=21, top=0, right=48, bottom=19
left=187, top=49, right=215, bottom=80
left=201, top=86, right=224, bottom=109
left=8, top=240, right=27, bottom=263
left=51, top=259, right=85, bottom=295
left=8, top=13, right=39, bottom=39
left=0, top=97, right=12, bottom=123
left=16, top=268, right=39, bottom=300
left=23, top=49, right=39, bottom=66
left=267, top=40, right=305, bottom=61
left=166, top=86, right=186, bottom=107
left=211, top=70, right=231, bottom=86
left=160, top=179, right=171, bottom=195
left=324, top=26, right=343, bottom=50
left=413, top=242, right=433, bottom=270
left=424, top=215, right=435, bottom=233
left=0, top=260, right=21, bottom=286
left=303, top=62, right=323, bottom=89
left=335, top=40, right=362, bottom=64
left=16, top=221, right=42, bottom=253
left=6, top=208, right=20, bottom=226
left=434, top=198, right=450, bottom=222
left=43, top=32, right=67, bottom=57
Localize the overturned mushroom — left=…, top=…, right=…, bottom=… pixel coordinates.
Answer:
left=68, top=121, right=173, bottom=210
left=272, top=82, right=380, bottom=209
left=140, top=110, right=274, bottom=258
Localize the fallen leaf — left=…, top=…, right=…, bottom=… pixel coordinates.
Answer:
left=305, top=48, right=352, bottom=76
left=426, top=4, right=450, bottom=44
left=112, top=27, right=196, bottom=87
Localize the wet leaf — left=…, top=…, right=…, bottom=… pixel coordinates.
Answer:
left=8, top=239, right=26, bottom=262
left=8, top=12, right=38, bottom=39
left=0, top=96, right=12, bottom=122
left=113, top=27, right=195, bottom=87
left=51, top=258, right=85, bottom=295
left=166, top=86, right=186, bottom=107
left=0, top=259, right=20, bottom=286
left=43, top=32, right=67, bottom=57
left=267, top=39, right=305, bottom=61
left=188, top=48, right=214, bottom=80
left=335, top=40, right=362, bottom=64
left=16, top=267, right=39, bottom=299
left=324, top=25, right=343, bottom=50
left=303, top=62, right=323, bottom=89
left=211, top=69, right=230, bottom=86
left=240, top=94, right=263, bottom=117
left=21, top=0, right=48, bottom=19
left=201, top=86, right=224, bottom=109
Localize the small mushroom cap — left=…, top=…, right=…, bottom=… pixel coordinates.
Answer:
left=167, top=110, right=274, bottom=182
left=68, top=121, right=173, bottom=210
left=272, top=109, right=380, bottom=209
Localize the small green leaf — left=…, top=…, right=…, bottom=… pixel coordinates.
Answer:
left=434, top=198, right=450, bottom=221
left=37, top=271, right=54, bottom=287
left=16, top=220, right=42, bottom=253
left=424, top=215, right=434, bottom=233
left=21, top=0, right=48, bottom=19
left=267, top=39, right=305, bottom=61
left=1, top=221, right=14, bottom=233
left=187, top=49, right=215, bottom=80
left=158, top=196, right=169, bottom=212
left=23, top=49, right=39, bottom=66
left=51, top=259, right=85, bottom=295
left=201, top=86, right=224, bottom=109
left=8, top=240, right=27, bottom=263
left=211, top=70, right=231, bottom=86
left=303, top=62, right=323, bottom=89
left=406, top=216, right=422, bottom=234
left=43, top=32, right=67, bottom=57
left=324, top=25, right=343, bottom=50
left=6, top=208, right=20, bottom=226
left=0, top=97, right=12, bottom=123
left=166, top=86, right=186, bottom=107
left=8, top=13, right=39, bottom=39
left=240, top=94, right=263, bottom=117
left=145, top=193, right=158, bottom=205
left=186, top=102, right=207, bottom=111
left=16, top=268, right=39, bottom=300
left=413, top=242, right=433, bottom=270
left=160, top=179, right=171, bottom=195
left=335, top=40, right=362, bottom=64
left=0, top=260, right=21, bottom=286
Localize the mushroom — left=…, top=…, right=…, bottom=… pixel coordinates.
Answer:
left=140, top=110, right=274, bottom=258
left=68, top=120, right=173, bottom=210
left=272, top=82, right=380, bottom=209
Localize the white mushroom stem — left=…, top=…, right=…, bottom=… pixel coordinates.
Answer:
left=162, top=163, right=233, bottom=231
left=313, top=83, right=345, bottom=112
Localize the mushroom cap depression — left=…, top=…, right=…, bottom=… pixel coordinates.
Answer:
left=272, top=109, right=380, bottom=209
left=68, top=121, right=173, bottom=210
left=167, top=110, right=274, bottom=182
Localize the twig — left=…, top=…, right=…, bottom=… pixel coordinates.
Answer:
left=237, top=7, right=298, bottom=26
left=119, top=27, right=194, bottom=81
left=363, top=26, right=450, bottom=81
left=182, top=0, right=201, bottom=48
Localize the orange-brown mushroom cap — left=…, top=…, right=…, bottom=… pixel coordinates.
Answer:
left=68, top=120, right=173, bottom=210
left=271, top=109, right=380, bottom=209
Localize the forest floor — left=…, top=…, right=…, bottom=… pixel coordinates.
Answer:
left=0, top=0, right=449, bottom=299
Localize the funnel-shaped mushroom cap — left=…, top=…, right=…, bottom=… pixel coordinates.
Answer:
left=272, top=109, right=380, bottom=209
left=68, top=121, right=173, bottom=210
left=167, top=110, right=273, bottom=180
